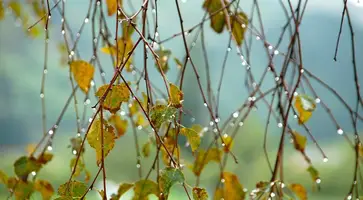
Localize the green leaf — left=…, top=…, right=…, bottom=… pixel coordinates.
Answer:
left=13, top=156, right=41, bottom=178
left=142, top=142, right=151, bottom=158
left=70, top=60, right=95, bottom=93
left=34, top=179, right=54, bottom=200
left=96, top=84, right=130, bottom=114
left=174, top=58, right=183, bottom=69
left=58, top=180, right=88, bottom=198
left=290, top=130, right=307, bottom=152
left=155, top=49, right=172, bottom=73
left=13, top=180, right=34, bottom=200
left=307, top=165, right=320, bottom=182
left=132, top=179, right=158, bottom=200
left=294, top=94, right=316, bottom=125
left=180, top=127, right=200, bottom=152
left=203, top=0, right=227, bottom=33
left=193, top=187, right=208, bottom=200
left=158, top=167, right=185, bottom=199
left=87, top=118, right=116, bottom=166
left=289, top=183, right=307, bottom=200
left=168, top=83, right=184, bottom=108
left=230, top=12, right=248, bottom=46
left=149, top=105, right=177, bottom=129
left=110, top=183, right=134, bottom=200
left=0, top=170, right=8, bottom=185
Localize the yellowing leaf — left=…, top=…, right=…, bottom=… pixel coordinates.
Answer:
left=230, top=12, right=248, bottom=46
left=0, top=170, right=8, bottom=185
left=158, top=167, right=185, bottom=199
left=289, top=183, right=307, bottom=200
left=135, top=112, right=148, bottom=127
left=101, top=37, right=134, bottom=71
left=87, top=118, right=116, bottom=166
left=169, top=83, right=184, bottom=108
left=222, top=135, right=233, bottom=152
left=96, top=84, right=130, bottom=113
left=203, top=0, right=227, bottom=33
left=142, top=142, right=151, bottom=157
left=294, top=94, right=316, bottom=125
left=106, top=0, right=122, bottom=16
left=13, top=156, right=41, bottom=178
left=70, top=157, right=85, bottom=178
left=307, top=165, right=320, bottom=183
left=160, top=133, right=180, bottom=166
left=129, top=100, right=139, bottom=116
left=180, top=127, right=200, bottom=152
left=13, top=179, right=34, bottom=200
left=31, top=1, right=46, bottom=26
left=70, top=60, right=95, bottom=93
left=193, top=148, right=222, bottom=176
left=174, top=58, right=183, bottom=69
left=111, top=183, right=133, bottom=200
left=58, top=180, right=88, bottom=198
left=222, top=172, right=246, bottom=200
left=150, top=105, right=177, bottom=129
left=9, top=1, right=22, bottom=17
left=69, top=137, right=84, bottom=155
left=193, top=187, right=208, bottom=200
left=26, top=143, right=37, bottom=156
left=0, top=1, right=4, bottom=20
left=109, top=114, right=128, bottom=138
left=98, top=189, right=105, bottom=199
left=290, top=130, right=307, bottom=152
left=213, top=188, right=223, bottom=200
left=132, top=179, right=158, bottom=200
left=37, top=152, right=53, bottom=165
left=34, top=180, right=54, bottom=200
left=155, top=49, right=172, bottom=74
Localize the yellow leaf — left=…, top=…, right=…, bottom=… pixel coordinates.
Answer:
left=135, top=112, right=148, bottom=127
left=0, top=1, right=5, bottom=20
left=222, top=135, right=233, bottom=153
left=294, top=94, right=316, bottom=125
left=57, top=180, right=88, bottom=198
left=193, top=148, right=221, bottom=176
left=289, top=183, right=307, bottom=200
left=213, top=188, right=223, bottom=200
left=160, top=134, right=180, bottom=166
left=132, top=179, right=158, bottom=200
left=142, top=142, right=150, bottom=157
left=158, top=167, right=185, bottom=199
left=290, top=130, right=307, bottom=152
left=26, top=143, right=37, bottom=156
left=34, top=180, right=54, bottom=200
left=37, top=152, right=53, bottom=165
left=307, top=165, right=320, bottom=183
left=230, top=12, right=248, bottom=46
left=70, top=60, right=95, bottom=93
left=109, top=114, right=128, bottom=138
left=180, top=127, right=200, bottom=152
left=87, top=118, right=116, bottom=166
left=12, top=179, right=34, bottom=200
left=9, top=1, right=22, bottom=17
left=70, top=157, right=85, bottom=178
left=129, top=100, right=139, bottom=116
left=169, top=83, right=184, bottom=108
left=101, top=37, right=134, bottom=71
left=150, top=105, right=177, bottom=129
left=222, top=172, right=246, bottom=200
left=98, top=189, right=105, bottom=199
left=96, top=84, right=130, bottom=113
left=111, top=183, right=133, bottom=200
left=106, top=0, right=122, bottom=16
left=0, top=170, right=8, bottom=185
left=193, top=187, right=208, bottom=200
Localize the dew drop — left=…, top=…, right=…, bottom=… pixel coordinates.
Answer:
left=323, top=157, right=328, bottom=162
left=316, top=178, right=321, bottom=184
left=241, top=24, right=246, bottom=28
left=268, top=45, right=273, bottom=50
left=315, top=98, right=321, bottom=104
left=76, top=32, right=80, bottom=37
left=48, top=129, right=54, bottom=135
left=72, top=150, right=77, bottom=155
left=101, top=72, right=106, bottom=76
left=221, top=179, right=225, bottom=183
left=89, top=117, right=93, bottom=123
left=90, top=80, right=95, bottom=86
left=136, top=164, right=141, bottom=168
left=274, top=50, right=279, bottom=55
left=238, top=122, right=244, bottom=126
left=275, top=76, right=280, bottom=81
left=241, top=61, right=247, bottom=66
left=281, top=183, right=285, bottom=188
left=137, top=125, right=142, bottom=130
left=256, top=36, right=261, bottom=40
left=209, top=121, right=214, bottom=126
left=223, top=133, right=228, bottom=138
left=155, top=32, right=159, bottom=37
left=277, top=123, right=283, bottom=128
left=221, top=143, right=226, bottom=146
left=337, top=128, right=344, bottom=135
left=270, top=192, right=275, bottom=197
left=300, top=69, right=304, bottom=74
left=293, top=91, right=298, bottom=96
left=233, top=112, right=239, bottom=118
left=31, top=171, right=36, bottom=176
left=47, top=146, right=53, bottom=151
left=203, top=102, right=207, bottom=107
left=40, top=93, right=45, bottom=98
left=84, top=18, right=89, bottom=23
left=70, top=51, right=75, bottom=56
left=215, top=118, right=220, bottom=123
left=227, top=47, right=231, bottom=52
left=347, top=195, right=352, bottom=200
left=61, top=29, right=65, bottom=35
left=293, top=114, right=298, bottom=119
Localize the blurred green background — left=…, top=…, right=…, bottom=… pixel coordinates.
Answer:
left=0, top=0, right=363, bottom=199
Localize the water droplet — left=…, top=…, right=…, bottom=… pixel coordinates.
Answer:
left=85, top=99, right=91, bottom=105
left=241, top=61, right=247, bottom=66
left=337, top=128, right=344, bottom=135
left=347, top=195, right=352, bottom=200
left=300, top=69, right=304, bottom=73
left=89, top=118, right=93, bottom=123
left=275, top=76, right=280, bottom=81
left=47, top=146, right=53, bottom=151
left=190, top=117, right=195, bottom=122
left=246, top=66, right=251, bottom=70
left=233, top=112, right=239, bottom=118
left=281, top=183, right=285, bottom=188
left=274, top=50, right=279, bottom=55
left=61, top=18, right=65, bottom=22
left=315, top=98, right=321, bottom=103
left=221, top=179, right=225, bottom=183
left=222, top=143, right=226, bottom=146
left=294, top=114, right=298, bottom=119
left=316, top=178, right=321, bottom=184
left=270, top=192, right=275, bottom=197
left=72, top=150, right=77, bottom=155
left=256, top=36, right=261, bottom=40
left=90, top=80, right=95, bottom=86
left=54, top=124, right=58, bottom=129
left=31, top=171, right=36, bottom=176
left=137, top=125, right=142, bottom=130
left=93, top=38, right=98, bottom=43
left=203, top=102, right=207, bottom=107
left=40, top=93, right=45, bottom=98
left=61, top=29, right=65, bottom=35
left=76, top=32, right=80, bottom=37
left=293, top=92, right=298, bottom=96
left=238, top=122, right=244, bottom=126
left=48, top=130, right=54, bottom=135
left=323, top=157, right=328, bottom=162
left=77, top=133, right=81, bottom=137
left=96, top=1, right=100, bottom=6
left=101, top=72, right=106, bottom=76
left=48, top=15, right=51, bottom=19
left=227, top=47, right=231, bottom=52
left=223, top=133, right=228, bottom=138
left=84, top=18, right=89, bottom=23
left=70, top=51, right=75, bottom=56
left=215, top=118, right=220, bottom=123
left=155, top=32, right=159, bottom=37
left=136, top=164, right=141, bottom=168
left=268, top=45, right=273, bottom=50
left=277, top=123, right=283, bottom=128
left=241, top=24, right=246, bottom=28
left=209, top=121, right=214, bottom=126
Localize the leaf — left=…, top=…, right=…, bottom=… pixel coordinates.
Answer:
left=9, top=1, right=22, bottom=17
left=158, top=167, right=185, bottom=199
left=307, top=165, right=320, bottom=182
left=180, top=127, right=200, bottom=152
left=294, top=94, right=316, bottom=125
left=58, top=180, right=88, bottom=198
left=98, top=189, right=105, bottom=199
left=109, top=114, right=128, bottom=138
left=110, top=183, right=133, bottom=200
left=289, top=183, right=307, bottom=200
left=290, top=130, right=307, bottom=152
left=203, top=0, right=227, bottom=33
left=70, top=60, right=95, bottom=93
left=168, top=83, right=184, bottom=108
left=142, top=142, right=151, bottom=157
left=0, top=170, right=8, bottom=185
left=174, top=58, right=183, bottom=69
left=31, top=1, right=46, bottom=25
left=149, top=105, right=177, bottom=129
left=13, top=180, right=34, bottom=200
left=222, top=135, right=233, bottom=153
left=230, top=12, right=248, bottom=46
left=129, top=100, right=139, bottom=116
left=96, top=84, right=130, bottom=113
left=132, top=179, right=158, bottom=200
left=70, top=157, right=85, bottom=178
left=38, top=152, right=54, bottom=165
left=135, top=112, right=148, bottom=127
left=0, top=1, right=4, bottom=20
left=26, top=143, right=37, bottom=156
left=34, top=179, right=54, bottom=200
left=193, top=187, right=208, bottom=200
left=101, top=37, right=134, bottom=71
left=160, top=131, right=180, bottom=166
left=69, top=137, right=84, bottom=155
left=87, top=118, right=116, bottom=166
left=155, top=49, right=172, bottom=74
left=213, top=188, right=223, bottom=200
left=54, top=197, right=73, bottom=200
left=106, top=0, right=122, bottom=16
left=192, top=148, right=221, bottom=176
left=222, top=172, right=246, bottom=200
left=13, top=156, right=41, bottom=178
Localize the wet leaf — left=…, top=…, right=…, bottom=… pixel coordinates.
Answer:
left=13, top=180, right=34, bottom=200
left=193, top=187, right=208, bottom=200
left=158, top=167, right=185, bottom=199
left=110, top=183, right=133, bottom=200
left=34, top=179, right=54, bottom=200
left=13, top=156, right=41, bottom=178
left=132, top=179, right=158, bottom=200
left=160, top=132, right=180, bottom=166
left=106, top=0, right=122, bottom=16
left=101, top=37, right=134, bottom=71
left=150, top=105, right=177, bottom=129
left=38, top=152, right=53, bottom=165
left=155, top=49, right=172, bottom=73
left=70, top=157, right=85, bottom=178
left=193, top=148, right=222, bottom=176
left=109, top=114, right=128, bottom=138
left=142, top=142, right=151, bottom=157
left=230, top=12, right=248, bottom=46
left=222, top=172, right=246, bottom=200
left=70, top=60, right=95, bottom=93
left=290, top=130, right=307, bottom=152
left=289, top=183, right=307, bottom=200
left=307, top=165, right=320, bottom=182
left=222, top=135, right=233, bottom=153
left=294, top=94, right=316, bottom=125
left=0, top=170, right=8, bottom=185
left=96, top=84, right=130, bottom=113
left=203, top=0, right=227, bottom=33
left=87, top=118, right=116, bottom=166
left=169, top=83, right=184, bottom=108
left=180, top=127, right=200, bottom=152
left=69, top=137, right=84, bottom=155
left=58, top=180, right=88, bottom=198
